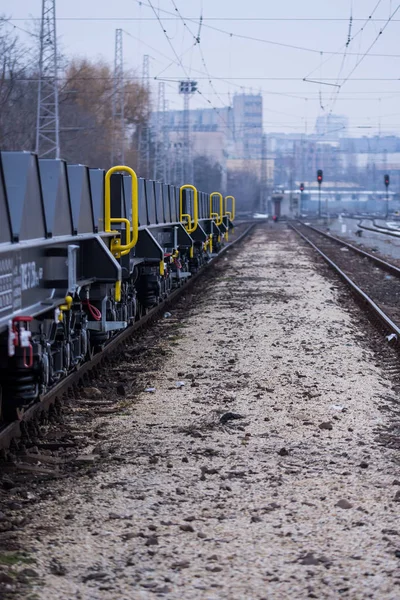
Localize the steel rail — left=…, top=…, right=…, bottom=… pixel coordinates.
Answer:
left=372, top=220, right=400, bottom=232
left=298, top=222, right=400, bottom=276
left=290, top=222, right=400, bottom=340
left=0, top=224, right=255, bottom=450
left=357, top=220, right=400, bottom=239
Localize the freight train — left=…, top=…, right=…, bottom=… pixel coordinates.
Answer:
left=0, top=153, right=235, bottom=421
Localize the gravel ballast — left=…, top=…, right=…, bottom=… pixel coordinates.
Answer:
left=4, top=225, right=400, bottom=599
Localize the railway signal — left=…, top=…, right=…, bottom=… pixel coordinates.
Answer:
left=317, top=170, right=323, bottom=218
left=384, top=174, right=390, bottom=219
left=299, top=183, right=304, bottom=216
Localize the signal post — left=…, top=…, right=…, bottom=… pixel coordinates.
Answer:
left=317, top=170, right=323, bottom=219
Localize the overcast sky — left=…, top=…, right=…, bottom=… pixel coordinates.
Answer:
left=3, top=0, right=400, bottom=137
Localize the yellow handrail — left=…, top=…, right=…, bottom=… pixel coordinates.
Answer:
left=105, top=165, right=138, bottom=257
left=210, top=192, right=223, bottom=226
left=180, top=184, right=198, bottom=233
left=224, top=195, right=235, bottom=221
left=110, top=217, right=131, bottom=247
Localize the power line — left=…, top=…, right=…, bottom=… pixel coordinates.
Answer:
left=1, top=18, right=40, bottom=38
left=318, top=3, right=400, bottom=122
left=157, top=77, right=400, bottom=81
left=146, top=0, right=190, bottom=79
left=132, top=1, right=324, bottom=55
left=168, top=0, right=232, bottom=127
left=339, top=4, right=400, bottom=88
left=304, top=0, right=385, bottom=81
left=325, top=3, right=356, bottom=116
left=138, top=55, right=151, bottom=178
left=11, top=16, right=400, bottom=22
left=7, top=13, right=400, bottom=58
left=13, top=76, right=400, bottom=82
left=132, top=0, right=400, bottom=61
left=145, top=0, right=235, bottom=145
left=60, top=89, right=400, bottom=98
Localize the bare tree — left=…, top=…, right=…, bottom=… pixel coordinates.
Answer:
left=0, top=18, right=38, bottom=151
left=0, top=27, right=152, bottom=170
left=60, top=59, right=150, bottom=169
left=193, top=155, right=222, bottom=193
left=228, top=168, right=260, bottom=214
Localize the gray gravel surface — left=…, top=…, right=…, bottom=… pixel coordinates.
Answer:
left=3, top=225, right=400, bottom=600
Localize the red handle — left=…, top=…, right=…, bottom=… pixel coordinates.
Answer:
left=13, top=316, right=33, bottom=323
left=23, top=345, right=33, bottom=368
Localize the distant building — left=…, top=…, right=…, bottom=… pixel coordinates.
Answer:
left=162, top=106, right=233, bottom=136
left=227, top=158, right=274, bottom=181
left=315, top=114, right=348, bottom=139
left=231, top=93, right=263, bottom=159
left=168, top=130, right=227, bottom=166
left=151, top=92, right=264, bottom=165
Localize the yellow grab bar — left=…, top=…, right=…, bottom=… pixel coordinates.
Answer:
left=105, top=165, right=139, bottom=257
left=225, top=195, right=236, bottom=221
left=115, top=280, right=121, bottom=302
left=210, top=192, right=223, bottom=226
left=110, top=217, right=131, bottom=247
left=179, top=184, right=198, bottom=233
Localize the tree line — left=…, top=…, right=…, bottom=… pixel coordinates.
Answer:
left=0, top=18, right=259, bottom=211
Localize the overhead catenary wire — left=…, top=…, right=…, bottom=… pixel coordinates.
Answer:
left=6, top=5, right=400, bottom=138
left=303, top=0, right=385, bottom=82
left=145, top=0, right=233, bottom=181
left=325, top=1, right=357, bottom=120
left=322, top=2, right=400, bottom=120
left=339, top=3, right=400, bottom=88
left=131, top=0, right=400, bottom=60
left=10, top=16, right=400, bottom=22
left=6, top=12, right=400, bottom=58
left=11, top=76, right=400, bottom=82
left=144, top=0, right=236, bottom=139
left=132, top=0, right=330, bottom=55
left=168, top=0, right=233, bottom=129
left=1, top=17, right=40, bottom=38
left=146, top=0, right=191, bottom=79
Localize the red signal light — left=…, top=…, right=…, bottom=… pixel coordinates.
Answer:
left=317, top=169, right=323, bottom=184
left=300, top=183, right=304, bottom=192
left=384, top=174, right=390, bottom=188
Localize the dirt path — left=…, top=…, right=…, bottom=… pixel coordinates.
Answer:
left=2, top=225, right=400, bottom=600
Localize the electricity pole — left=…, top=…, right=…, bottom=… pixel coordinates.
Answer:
left=36, top=0, right=60, bottom=158
left=317, top=169, right=323, bottom=219
left=111, top=29, right=125, bottom=165
left=154, top=82, right=166, bottom=181
left=138, top=55, right=151, bottom=177
left=164, top=100, right=170, bottom=183
left=260, top=133, right=267, bottom=213
left=299, top=182, right=304, bottom=217
left=384, top=173, right=390, bottom=219
left=179, top=80, right=197, bottom=183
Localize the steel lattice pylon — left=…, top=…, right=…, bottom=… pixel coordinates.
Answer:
left=138, top=55, right=151, bottom=178
left=35, top=0, right=60, bottom=159
left=153, top=82, right=168, bottom=181
left=260, top=133, right=268, bottom=213
left=163, top=99, right=171, bottom=183
left=112, top=29, right=125, bottom=165
left=179, top=80, right=197, bottom=184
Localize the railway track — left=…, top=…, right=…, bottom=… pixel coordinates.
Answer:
left=0, top=223, right=255, bottom=451
left=290, top=221, right=400, bottom=341
left=357, top=219, right=400, bottom=238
